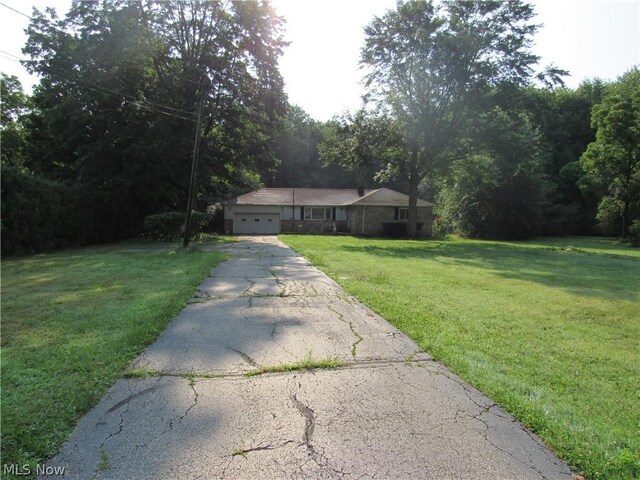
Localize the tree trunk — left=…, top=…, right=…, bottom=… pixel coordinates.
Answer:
left=621, top=198, right=630, bottom=240
left=408, top=161, right=419, bottom=238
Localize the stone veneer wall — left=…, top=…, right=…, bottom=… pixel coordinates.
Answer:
left=348, top=206, right=433, bottom=237
left=281, top=220, right=348, bottom=234
left=224, top=209, right=433, bottom=236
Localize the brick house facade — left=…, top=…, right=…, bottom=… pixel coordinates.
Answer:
left=223, top=187, right=434, bottom=237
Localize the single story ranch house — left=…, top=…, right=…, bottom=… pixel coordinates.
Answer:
left=223, top=186, right=434, bottom=236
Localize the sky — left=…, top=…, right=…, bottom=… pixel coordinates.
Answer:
left=1, top=0, right=639, bottom=121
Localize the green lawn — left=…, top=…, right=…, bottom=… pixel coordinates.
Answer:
left=1, top=240, right=226, bottom=474
left=281, top=235, right=640, bottom=480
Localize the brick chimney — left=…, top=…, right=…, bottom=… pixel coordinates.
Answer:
left=357, top=185, right=365, bottom=197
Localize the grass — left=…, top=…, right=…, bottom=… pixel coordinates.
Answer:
left=280, top=234, right=640, bottom=480
left=244, top=352, right=344, bottom=377
left=1, top=239, right=227, bottom=474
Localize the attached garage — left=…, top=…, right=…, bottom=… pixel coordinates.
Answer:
left=233, top=213, right=281, bottom=234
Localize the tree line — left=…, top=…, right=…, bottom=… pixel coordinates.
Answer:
left=1, top=0, right=638, bottom=254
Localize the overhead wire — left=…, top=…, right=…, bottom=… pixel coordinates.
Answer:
left=0, top=1, right=31, bottom=20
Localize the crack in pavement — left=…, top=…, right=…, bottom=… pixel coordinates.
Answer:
left=468, top=406, right=549, bottom=480
left=291, top=392, right=349, bottom=477
left=129, top=377, right=199, bottom=455
left=232, top=440, right=295, bottom=457
left=269, top=323, right=296, bottom=359
left=326, top=304, right=364, bottom=359
left=125, top=358, right=436, bottom=382
left=95, top=382, right=134, bottom=476
left=348, top=321, right=363, bottom=358
left=228, top=347, right=260, bottom=367
left=242, top=277, right=256, bottom=295
left=291, top=393, right=315, bottom=445
left=182, top=378, right=200, bottom=422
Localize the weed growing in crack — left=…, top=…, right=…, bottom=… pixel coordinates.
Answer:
left=231, top=448, right=248, bottom=459
left=97, top=447, right=109, bottom=472
left=181, top=372, right=224, bottom=381
left=122, top=369, right=161, bottom=379
left=244, top=351, right=343, bottom=377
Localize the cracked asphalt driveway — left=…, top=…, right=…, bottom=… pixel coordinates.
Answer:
left=46, top=236, right=574, bottom=479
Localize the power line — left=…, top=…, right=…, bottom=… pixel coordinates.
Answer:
left=1, top=50, right=196, bottom=119
left=0, top=53, right=196, bottom=122
left=0, top=2, right=32, bottom=20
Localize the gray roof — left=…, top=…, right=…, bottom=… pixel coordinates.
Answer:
left=230, top=188, right=434, bottom=207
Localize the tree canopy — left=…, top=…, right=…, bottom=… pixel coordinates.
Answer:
left=344, top=0, right=550, bottom=236
left=2, top=0, right=638, bottom=252
left=580, top=68, right=640, bottom=238
left=20, top=0, right=286, bottom=236
left=2, top=0, right=289, bottom=253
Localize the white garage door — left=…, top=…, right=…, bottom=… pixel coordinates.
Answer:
left=233, top=213, right=281, bottom=234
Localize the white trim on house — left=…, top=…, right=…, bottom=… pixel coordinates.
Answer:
left=233, top=212, right=281, bottom=234
left=304, top=207, right=332, bottom=220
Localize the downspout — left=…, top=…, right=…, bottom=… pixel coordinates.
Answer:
left=362, top=205, right=366, bottom=235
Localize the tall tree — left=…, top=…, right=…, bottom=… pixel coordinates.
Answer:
left=522, top=80, right=605, bottom=234
left=23, top=0, right=286, bottom=237
left=358, top=0, right=552, bottom=236
left=437, top=107, right=545, bottom=239
left=270, top=105, right=388, bottom=189
left=580, top=68, right=640, bottom=238
left=0, top=74, right=29, bottom=168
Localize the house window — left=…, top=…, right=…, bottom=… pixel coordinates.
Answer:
left=398, top=208, right=409, bottom=221
left=304, top=207, right=332, bottom=220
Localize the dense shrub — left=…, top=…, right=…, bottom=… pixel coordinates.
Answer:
left=142, top=212, right=184, bottom=241
left=382, top=221, right=423, bottom=237
left=437, top=155, right=544, bottom=240
left=1, top=166, right=114, bottom=255
left=205, top=204, right=225, bottom=233
left=142, top=211, right=214, bottom=241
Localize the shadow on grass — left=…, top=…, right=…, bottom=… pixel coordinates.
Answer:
left=339, top=240, right=640, bottom=302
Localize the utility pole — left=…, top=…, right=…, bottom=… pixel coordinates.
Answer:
left=183, top=79, right=206, bottom=248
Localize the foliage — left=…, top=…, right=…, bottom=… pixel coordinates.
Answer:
left=282, top=234, right=640, bottom=480
left=20, top=0, right=287, bottom=239
left=320, top=111, right=409, bottom=183
left=522, top=80, right=606, bottom=235
left=437, top=108, right=545, bottom=239
left=382, top=221, right=423, bottom=237
left=0, top=74, right=30, bottom=168
left=1, top=166, right=115, bottom=255
left=595, top=196, right=626, bottom=236
left=244, top=352, right=344, bottom=377
left=357, top=0, right=548, bottom=236
left=270, top=105, right=325, bottom=186
left=1, top=242, right=224, bottom=474
left=268, top=105, right=401, bottom=190
left=142, top=212, right=186, bottom=241
left=581, top=68, right=640, bottom=238
left=142, top=211, right=213, bottom=241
